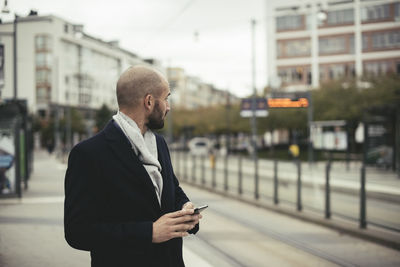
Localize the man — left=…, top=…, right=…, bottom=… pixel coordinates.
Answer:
left=64, top=65, right=201, bottom=267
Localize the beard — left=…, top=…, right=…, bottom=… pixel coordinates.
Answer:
left=147, top=101, right=166, bottom=130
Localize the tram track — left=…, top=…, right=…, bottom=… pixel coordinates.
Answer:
left=192, top=199, right=359, bottom=267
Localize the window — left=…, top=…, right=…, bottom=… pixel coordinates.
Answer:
left=364, top=61, right=392, bottom=75
left=371, top=30, right=400, bottom=50
left=276, top=15, right=303, bottom=31
left=362, top=35, right=368, bottom=51
left=326, top=9, right=354, bottom=25
left=37, top=87, right=50, bottom=103
left=286, top=39, right=311, bottom=57
left=278, top=39, right=311, bottom=57
left=35, top=53, right=52, bottom=67
left=319, top=36, right=348, bottom=55
left=278, top=66, right=308, bottom=84
left=35, top=35, right=52, bottom=50
left=361, top=4, right=390, bottom=22
left=320, top=63, right=355, bottom=81
left=395, top=3, right=400, bottom=20
left=36, top=70, right=51, bottom=84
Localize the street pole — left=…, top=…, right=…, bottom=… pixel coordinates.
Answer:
left=13, top=14, right=17, bottom=99
left=251, top=18, right=259, bottom=200
left=167, top=66, right=173, bottom=144
left=308, top=91, right=314, bottom=166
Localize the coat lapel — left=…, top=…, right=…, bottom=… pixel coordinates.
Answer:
left=156, top=135, right=171, bottom=212
left=103, top=120, right=160, bottom=211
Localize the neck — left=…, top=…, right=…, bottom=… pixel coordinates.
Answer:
left=120, top=110, right=147, bottom=135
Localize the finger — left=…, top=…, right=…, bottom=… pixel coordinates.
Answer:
left=171, top=223, right=193, bottom=232
left=170, top=231, right=189, bottom=239
left=167, top=209, right=193, bottom=218
left=182, top=202, right=194, bottom=209
left=171, top=214, right=195, bottom=224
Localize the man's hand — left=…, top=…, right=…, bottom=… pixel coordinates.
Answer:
left=182, top=201, right=202, bottom=226
left=182, top=201, right=194, bottom=210
left=152, top=209, right=200, bottom=243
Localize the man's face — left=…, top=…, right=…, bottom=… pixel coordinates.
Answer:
left=147, top=82, right=170, bottom=130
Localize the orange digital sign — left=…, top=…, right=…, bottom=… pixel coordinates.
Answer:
left=267, top=98, right=309, bottom=108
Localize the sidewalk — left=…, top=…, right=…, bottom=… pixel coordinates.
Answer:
left=0, top=150, right=207, bottom=267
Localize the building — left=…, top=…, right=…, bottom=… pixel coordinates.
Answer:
left=267, top=0, right=400, bottom=91
left=0, top=12, right=160, bottom=119
left=167, top=67, right=238, bottom=110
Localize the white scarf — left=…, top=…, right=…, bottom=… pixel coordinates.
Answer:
left=113, top=111, right=163, bottom=206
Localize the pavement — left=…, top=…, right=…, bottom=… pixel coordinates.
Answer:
left=0, top=150, right=214, bottom=267
left=0, top=150, right=399, bottom=266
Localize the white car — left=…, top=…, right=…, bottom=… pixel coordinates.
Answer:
left=188, top=137, right=211, bottom=156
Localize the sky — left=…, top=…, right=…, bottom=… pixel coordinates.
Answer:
left=2, top=0, right=271, bottom=97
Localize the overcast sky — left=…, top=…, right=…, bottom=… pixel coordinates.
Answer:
left=4, top=0, right=270, bottom=97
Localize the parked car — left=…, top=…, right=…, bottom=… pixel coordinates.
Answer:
left=188, top=137, right=211, bottom=156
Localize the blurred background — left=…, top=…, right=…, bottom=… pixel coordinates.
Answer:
left=0, top=0, right=400, bottom=266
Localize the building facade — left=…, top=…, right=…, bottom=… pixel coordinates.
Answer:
left=267, top=0, right=400, bottom=91
left=0, top=13, right=159, bottom=118
left=167, top=67, right=238, bottom=110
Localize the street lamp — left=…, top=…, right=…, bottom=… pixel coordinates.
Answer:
left=1, top=0, right=17, bottom=100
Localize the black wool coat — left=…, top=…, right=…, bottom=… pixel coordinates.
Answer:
left=64, top=120, right=198, bottom=267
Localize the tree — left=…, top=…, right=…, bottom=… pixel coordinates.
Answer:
left=95, top=104, right=115, bottom=132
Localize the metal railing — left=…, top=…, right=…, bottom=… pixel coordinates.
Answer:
left=171, top=151, right=400, bottom=232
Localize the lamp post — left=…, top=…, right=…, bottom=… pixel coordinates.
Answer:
left=1, top=0, right=17, bottom=99
left=251, top=18, right=259, bottom=200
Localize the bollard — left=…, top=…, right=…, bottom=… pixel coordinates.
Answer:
left=238, top=155, right=243, bottom=195
left=325, top=160, right=331, bottom=219
left=360, top=165, right=367, bottom=228
left=224, top=155, right=228, bottom=191
left=296, top=160, right=302, bottom=211
left=273, top=159, right=278, bottom=205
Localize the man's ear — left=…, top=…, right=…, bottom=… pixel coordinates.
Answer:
left=144, top=94, right=153, bottom=111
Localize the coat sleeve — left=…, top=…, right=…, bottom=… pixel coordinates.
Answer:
left=64, top=144, right=153, bottom=251
left=160, top=137, right=199, bottom=235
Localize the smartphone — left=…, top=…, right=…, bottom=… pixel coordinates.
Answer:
left=194, top=205, right=208, bottom=214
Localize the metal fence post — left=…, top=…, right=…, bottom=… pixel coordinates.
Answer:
left=296, top=159, right=302, bottom=211
left=192, top=155, right=196, bottom=182
left=360, top=165, right=367, bottom=228
left=15, top=122, right=22, bottom=198
left=325, top=159, right=331, bottom=219
left=238, top=155, right=243, bottom=195
left=201, top=155, right=205, bottom=185
left=212, top=155, right=216, bottom=188
left=274, top=159, right=278, bottom=205
left=224, top=155, right=228, bottom=191
left=360, top=119, right=368, bottom=228
left=255, top=156, right=259, bottom=200
left=184, top=152, right=188, bottom=181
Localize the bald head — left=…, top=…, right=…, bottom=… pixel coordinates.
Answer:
left=116, top=65, right=167, bottom=110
